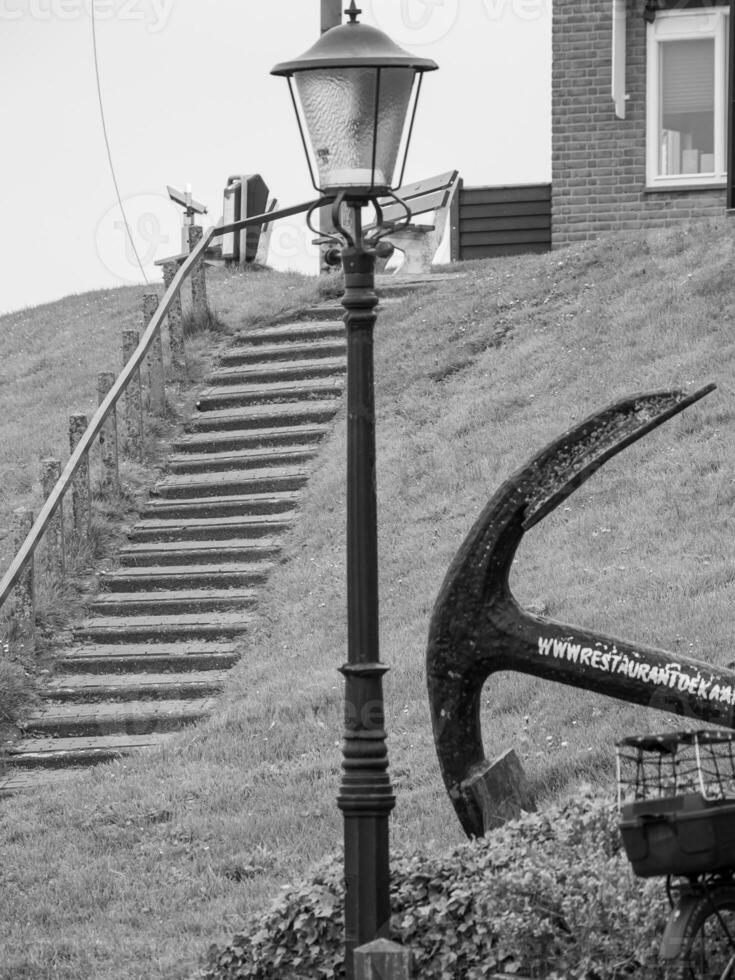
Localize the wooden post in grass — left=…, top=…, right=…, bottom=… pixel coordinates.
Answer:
left=121, top=329, right=143, bottom=459
left=97, top=372, right=119, bottom=495
left=162, top=260, right=187, bottom=378
left=143, top=293, right=165, bottom=415
left=13, top=507, right=35, bottom=654
left=354, top=940, right=412, bottom=980
left=188, top=224, right=208, bottom=322
left=69, top=413, right=91, bottom=541
left=41, top=457, right=64, bottom=577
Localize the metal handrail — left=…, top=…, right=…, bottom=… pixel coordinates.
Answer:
left=0, top=197, right=327, bottom=612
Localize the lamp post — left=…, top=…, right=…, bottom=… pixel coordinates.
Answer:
left=272, top=6, right=437, bottom=977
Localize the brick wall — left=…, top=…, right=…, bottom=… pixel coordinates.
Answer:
left=551, top=0, right=727, bottom=248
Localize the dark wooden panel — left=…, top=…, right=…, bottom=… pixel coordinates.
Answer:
left=460, top=200, right=551, bottom=220
left=461, top=229, right=551, bottom=247
left=462, top=242, right=551, bottom=259
left=460, top=184, right=551, bottom=206
left=461, top=215, right=550, bottom=233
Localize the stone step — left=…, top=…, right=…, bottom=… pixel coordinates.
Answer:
left=207, top=356, right=345, bottom=385
left=167, top=446, right=316, bottom=474
left=127, top=514, right=293, bottom=543
left=4, top=733, right=173, bottom=770
left=20, top=698, right=216, bottom=738
left=99, top=563, right=273, bottom=592
left=231, top=320, right=344, bottom=344
left=278, top=305, right=344, bottom=323
left=0, top=767, right=103, bottom=793
left=44, top=670, right=230, bottom=703
left=196, top=377, right=344, bottom=411
left=119, top=538, right=280, bottom=567
left=183, top=401, right=339, bottom=433
left=74, top=611, right=255, bottom=643
left=219, top=339, right=345, bottom=366
left=89, top=589, right=259, bottom=617
left=153, top=467, right=308, bottom=499
left=173, top=426, right=328, bottom=454
left=56, top=641, right=241, bottom=674
left=140, top=491, right=301, bottom=520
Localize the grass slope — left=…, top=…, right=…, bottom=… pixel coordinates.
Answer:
left=2, top=222, right=735, bottom=979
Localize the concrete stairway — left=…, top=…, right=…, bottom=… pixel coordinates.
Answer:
left=0, top=273, right=458, bottom=793
left=0, top=304, right=349, bottom=791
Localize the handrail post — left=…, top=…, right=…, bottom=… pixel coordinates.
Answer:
left=41, top=458, right=64, bottom=578
left=143, top=293, right=165, bottom=415
left=162, top=260, right=187, bottom=378
left=69, top=413, right=91, bottom=542
left=12, top=507, right=35, bottom=654
left=188, top=224, right=208, bottom=321
left=97, top=372, right=119, bottom=495
left=122, top=329, right=144, bottom=459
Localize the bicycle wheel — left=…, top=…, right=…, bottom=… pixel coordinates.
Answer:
left=665, top=886, right=735, bottom=980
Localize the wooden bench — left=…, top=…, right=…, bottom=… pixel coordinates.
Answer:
left=373, top=169, right=460, bottom=273
left=314, top=170, right=460, bottom=274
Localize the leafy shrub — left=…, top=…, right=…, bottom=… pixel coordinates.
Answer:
left=201, top=790, right=667, bottom=980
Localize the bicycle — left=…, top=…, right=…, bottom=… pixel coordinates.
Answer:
left=617, top=729, right=735, bottom=979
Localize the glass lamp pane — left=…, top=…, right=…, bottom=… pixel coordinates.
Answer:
left=295, top=66, right=415, bottom=192
left=658, top=39, right=714, bottom=176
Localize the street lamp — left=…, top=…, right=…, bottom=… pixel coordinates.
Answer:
left=272, top=5, right=437, bottom=977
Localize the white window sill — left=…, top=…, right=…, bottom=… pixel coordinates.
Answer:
left=644, top=182, right=727, bottom=194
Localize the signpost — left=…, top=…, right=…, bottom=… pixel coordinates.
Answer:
left=167, top=184, right=207, bottom=253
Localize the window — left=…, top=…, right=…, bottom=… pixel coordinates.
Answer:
left=647, top=7, right=730, bottom=188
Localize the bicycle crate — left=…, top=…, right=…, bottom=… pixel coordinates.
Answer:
left=616, top=730, right=735, bottom=878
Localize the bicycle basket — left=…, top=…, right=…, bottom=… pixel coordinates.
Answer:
left=616, top=730, right=735, bottom=877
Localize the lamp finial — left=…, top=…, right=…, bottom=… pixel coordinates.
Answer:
left=345, top=1, right=361, bottom=23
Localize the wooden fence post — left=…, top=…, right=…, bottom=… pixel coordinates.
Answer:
left=354, top=940, right=412, bottom=980
left=121, top=329, right=143, bottom=459
left=41, top=457, right=64, bottom=578
left=12, top=507, right=35, bottom=654
left=162, top=260, right=187, bottom=378
left=143, top=293, right=165, bottom=415
left=188, top=224, right=208, bottom=320
left=69, top=412, right=91, bottom=541
left=97, top=371, right=119, bottom=495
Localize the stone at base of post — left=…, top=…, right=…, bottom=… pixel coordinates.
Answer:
left=41, top=458, right=64, bottom=578
left=188, top=224, right=208, bottom=321
left=143, top=293, right=165, bottom=414
left=69, top=413, right=91, bottom=542
left=354, top=939, right=412, bottom=980
left=12, top=507, right=35, bottom=655
left=162, top=261, right=187, bottom=378
left=97, top=372, right=120, bottom=496
left=461, top=748, right=533, bottom=833
left=121, top=330, right=143, bottom=460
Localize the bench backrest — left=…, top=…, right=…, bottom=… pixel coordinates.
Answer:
left=377, top=169, right=459, bottom=225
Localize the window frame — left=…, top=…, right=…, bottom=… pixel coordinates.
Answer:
left=646, top=6, right=730, bottom=190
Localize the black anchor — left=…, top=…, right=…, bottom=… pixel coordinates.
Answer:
left=426, top=383, right=735, bottom=839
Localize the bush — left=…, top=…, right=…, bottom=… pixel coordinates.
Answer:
left=201, top=790, right=667, bottom=980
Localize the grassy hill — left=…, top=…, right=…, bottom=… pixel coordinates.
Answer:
left=2, top=219, right=735, bottom=979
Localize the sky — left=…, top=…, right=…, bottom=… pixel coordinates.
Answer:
left=0, top=0, right=551, bottom=314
